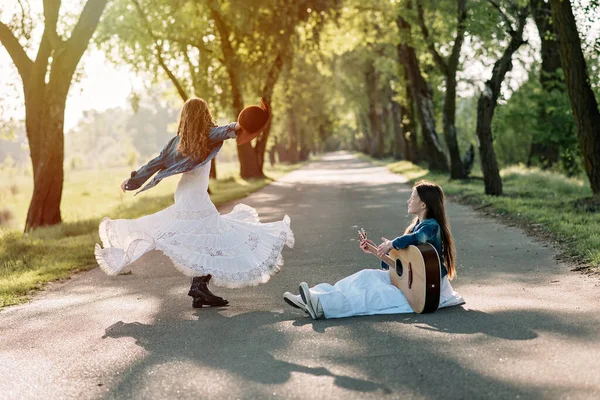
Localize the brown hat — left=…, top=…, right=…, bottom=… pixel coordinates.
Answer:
left=236, top=98, right=271, bottom=145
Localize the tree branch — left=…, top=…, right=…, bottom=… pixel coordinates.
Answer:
left=207, top=0, right=239, bottom=75
left=164, top=34, right=224, bottom=63
left=416, top=0, right=448, bottom=76
left=131, top=0, right=189, bottom=101
left=0, top=21, right=33, bottom=81
left=58, top=0, right=108, bottom=81
left=16, top=0, right=32, bottom=41
left=182, top=46, right=201, bottom=97
left=488, top=0, right=516, bottom=36
left=448, top=0, right=467, bottom=71
left=42, top=0, right=65, bottom=51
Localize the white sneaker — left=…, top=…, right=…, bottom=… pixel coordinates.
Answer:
left=283, top=292, right=309, bottom=314
left=298, top=282, right=324, bottom=320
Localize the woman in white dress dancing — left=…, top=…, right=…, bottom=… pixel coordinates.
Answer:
left=95, top=98, right=294, bottom=308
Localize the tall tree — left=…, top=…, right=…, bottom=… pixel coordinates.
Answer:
left=550, top=0, right=600, bottom=194
left=0, top=0, right=109, bottom=230
left=395, top=60, right=419, bottom=162
left=416, top=0, right=468, bottom=178
left=528, top=0, right=566, bottom=168
left=475, top=0, right=528, bottom=196
left=396, top=8, right=449, bottom=172
left=365, top=61, right=385, bottom=158
left=390, top=98, right=408, bottom=160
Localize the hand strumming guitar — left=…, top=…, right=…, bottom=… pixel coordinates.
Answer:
left=376, top=237, right=393, bottom=258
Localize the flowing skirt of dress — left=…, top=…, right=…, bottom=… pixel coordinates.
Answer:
left=94, top=163, right=294, bottom=288
left=311, top=269, right=465, bottom=318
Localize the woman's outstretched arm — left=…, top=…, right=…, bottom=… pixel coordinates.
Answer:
left=208, top=122, right=239, bottom=142
left=121, top=137, right=176, bottom=192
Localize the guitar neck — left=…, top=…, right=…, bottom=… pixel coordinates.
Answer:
left=363, top=242, right=396, bottom=267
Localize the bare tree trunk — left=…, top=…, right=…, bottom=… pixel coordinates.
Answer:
left=551, top=0, right=600, bottom=194
left=396, top=14, right=448, bottom=172
left=475, top=6, right=528, bottom=196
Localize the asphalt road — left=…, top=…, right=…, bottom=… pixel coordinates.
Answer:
left=1, top=152, right=599, bottom=399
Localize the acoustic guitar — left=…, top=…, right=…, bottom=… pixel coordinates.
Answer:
left=358, top=228, right=441, bottom=313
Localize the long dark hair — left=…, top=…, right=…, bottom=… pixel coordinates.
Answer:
left=404, top=180, right=456, bottom=279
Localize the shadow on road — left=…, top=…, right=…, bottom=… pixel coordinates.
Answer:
left=102, top=310, right=393, bottom=396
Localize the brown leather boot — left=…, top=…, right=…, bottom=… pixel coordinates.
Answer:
left=198, top=275, right=227, bottom=300
left=188, top=276, right=228, bottom=307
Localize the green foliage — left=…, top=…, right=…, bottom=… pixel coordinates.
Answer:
left=492, top=71, right=581, bottom=175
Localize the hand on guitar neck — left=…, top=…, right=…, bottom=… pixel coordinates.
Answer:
left=358, top=229, right=395, bottom=266
left=360, top=238, right=392, bottom=257
left=358, top=229, right=393, bottom=255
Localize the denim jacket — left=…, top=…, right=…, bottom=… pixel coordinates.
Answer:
left=124, top=122, right=237, bottom=195
left=381, top=218, right=448, bottom=278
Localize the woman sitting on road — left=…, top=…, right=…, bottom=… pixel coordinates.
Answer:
left=283, top=180, right=464, bottom=319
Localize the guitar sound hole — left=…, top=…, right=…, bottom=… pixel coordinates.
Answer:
left=395, top=259, right=403, bottom=277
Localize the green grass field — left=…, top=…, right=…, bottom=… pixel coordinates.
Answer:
left=360, top=155, right=600, bottom=274
left=0, top=161, right=300, bottom=307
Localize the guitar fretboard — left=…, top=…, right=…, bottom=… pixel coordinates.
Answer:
left=362, top=241, right=396, bottom=267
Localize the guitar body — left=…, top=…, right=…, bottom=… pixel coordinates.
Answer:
left=386, top=243, right=441, bottom=314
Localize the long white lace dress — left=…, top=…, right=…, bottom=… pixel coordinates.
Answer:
left=94, top=162, right=294, bottom=288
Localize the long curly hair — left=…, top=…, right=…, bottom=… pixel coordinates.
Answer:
left=404, top=180, right=456, bottom=280
left=176, top=98, right=215, bottom=161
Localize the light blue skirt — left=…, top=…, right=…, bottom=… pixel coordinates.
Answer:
left=311, top=269, right=465, bottom=319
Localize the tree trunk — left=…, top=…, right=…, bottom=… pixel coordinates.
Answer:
left=401, top=74, right=418, bottom=162
left=381, top=87, right=393, bottom=158
left=476, top=93, right=504, bottom=195
left=475, top=9, right=527, bottom=196
left=443, top=76, right=467, bottom=179
left=411, top=66, right=448, bottom=171
left=0, top=0, right=108, bottom=230
left=529, top=0, right=564, bottom=168
left=417, top=0, right=467, bottom=178
left=443, top=73, right=465, bottom=178
left=365, top=63, right=384, bottom=158
left=288, top=108, right=299, bottom=163
left=209, top=3, right=263, bottom=179
left=443, top=0, right=467, bottom=178
left=396, top=14, right=448, bottom=172
left=24, top=88, right=67, bottom=229
left=256, top=53, right=286, bottom=173
left=391, top=99, right=406, bottom=160
left=550, top=0, right=600, bottom=194
left=358, top=111, right=372, bottom=154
